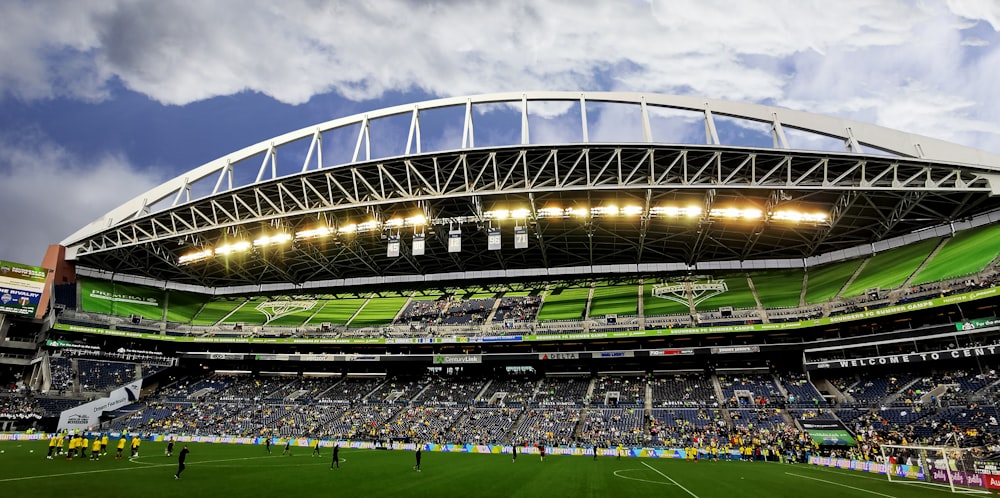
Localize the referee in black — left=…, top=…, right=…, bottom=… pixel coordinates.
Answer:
left=413, top=442, right=422, bottom=472
left=330, top=443, right=340, bottom=469
left=174, top=445, right=189, bottom=480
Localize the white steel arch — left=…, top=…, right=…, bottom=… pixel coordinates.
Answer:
left=62, top=91, right=1000, bottom=248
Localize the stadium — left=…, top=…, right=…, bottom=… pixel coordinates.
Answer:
left=2, top=91, right=1000, bottom=496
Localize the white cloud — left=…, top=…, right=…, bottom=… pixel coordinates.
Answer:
left=0, top=0, right=998, bottom=154
left=0, top=130, right=163, bottom=266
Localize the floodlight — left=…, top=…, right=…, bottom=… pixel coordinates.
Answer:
left=253, top=233, right=292, bottom=246
left=405, top=214, right=427, bottom=226
left=538, top=207, right=564, bottom=218
left=178, top=249, right=213, bottom=264
left=215, top=241, right=251, bottom=255
left=295, top=226, right=333, bottom=239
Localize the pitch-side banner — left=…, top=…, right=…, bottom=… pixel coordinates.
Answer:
left=57, top=380, right=142, bottom=431
left=0, top=260, right=47, bottom=316
left=806, top=344, right=1000, bottom=371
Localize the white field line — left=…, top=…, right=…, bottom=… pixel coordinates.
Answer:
left=639, top=461, right=701, bottom=498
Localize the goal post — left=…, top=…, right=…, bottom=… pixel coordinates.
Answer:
left=879, top=444, right=990, bottom=494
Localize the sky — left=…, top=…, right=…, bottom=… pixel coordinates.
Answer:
left=1, top=0, right=1000, bottom=267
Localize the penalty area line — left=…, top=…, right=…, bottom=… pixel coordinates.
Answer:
left=785, top=472, right=899, bottom=498
left=639, top=461, right=700, bottom=498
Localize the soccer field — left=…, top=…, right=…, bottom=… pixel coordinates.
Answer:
left=0, top=440, right=988, bottom=498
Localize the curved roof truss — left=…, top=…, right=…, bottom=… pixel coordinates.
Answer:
left=63, top=91, right=1000, bottom=249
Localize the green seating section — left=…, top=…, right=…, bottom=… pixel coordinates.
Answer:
left=164, top=290, right=205, bottom=323
left=842, top=239, right=939, bottom=298
left=751, top=270, right=805, bottom=308
left=537, top=286, right=590, bottom=321
left=589, top=284, right=639, bottom=317
left=912, top=223, right=1000, bottom=285
left=642, top=281, right=692, bottom=316
left=804, top=259, right=863, bottom=304
left=219, top=297, right=270, bottom=325
left=349, top=297, right=409, bottom=327
left=190, top=298, right=247, bottom=325
left=695, top=274, right=757, bottom=311
left=305, top=299, right=368, bottom=325
left=79, top=278, right=165, bottom=321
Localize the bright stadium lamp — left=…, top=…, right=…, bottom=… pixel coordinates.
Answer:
left=405, top=214, right=426, bottom=226
left=622, top=205, right=643, bottom=216
left=537, top=206, right=564, bottom=218
left=215, top=241, right=251, bottom=255
left=178, top=249, right=213, bottom=264
left=253, top=233, right=292, bottom=247
left=295, top=226, right=333, bottom=239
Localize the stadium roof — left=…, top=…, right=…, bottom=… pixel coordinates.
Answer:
left=60, top=92, right=1000, bottom=290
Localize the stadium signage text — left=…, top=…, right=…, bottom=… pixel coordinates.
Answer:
left=956, top=316, right=1000, bottom=331
left=649, top=349, right=695, bottom=356
left=433, top=354, right=482, bottom=364
left=0, top=260, right=46, bottom=316
left=807, top=345, right=1000, bottom=371
left=539, top=352, right=580, bottom=360
left=711, top=346, right=760, bottom=354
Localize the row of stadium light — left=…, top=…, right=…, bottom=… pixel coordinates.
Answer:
left=178, top=215, right=429, bottom=264
left=177, top=208, right=826, bottom=264
left=485, top=206, right=827, bottom=222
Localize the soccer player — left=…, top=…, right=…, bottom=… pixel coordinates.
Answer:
left=282, top=439, right=292, bottom=456
left=46, top=434, right=57, bottom=459
left=101, top=433, right=109, bottom=455
left=174, top=445, right=189, bottom=480
left=55, top=432, right=65, bottom=456
left=116, top=436, right=127, bottom=460
left=80, top=435, right=89, bottom=459
left=91, top=437, right=102, bottom=460
left=131, top=435, right=141, bottom=457
left=539, top=443, right=545, bottom=462
left=330, top=443, right=340, bottom=470
left=166, top=437, right=175, bottom=457
left=413, top=442, right=421, bottom=472
left=512, top=444, right=517, bottom=463
left=264, top=437, right=271, bottom=455
left=312, top=439, right=321, bottom=457
left=65, top=435, right=74, bottom=460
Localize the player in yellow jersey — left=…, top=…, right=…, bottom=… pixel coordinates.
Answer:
left=67, top=435, right=77, bottom=460
left=116, top=436, right=127, bottom=460
left=101, top=433, right=109, bottom=455
left=91, top=437, right=102, bottom=460
left=130, top=435, right=141, bottom=457
left=46, top=434, right=57, bottom=459
left=80, top=435, right=90, bottom=459
left=56, top=433, right=65, bottom=456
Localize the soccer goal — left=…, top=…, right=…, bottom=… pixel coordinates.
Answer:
left=880, top=444, right=990, bottom=494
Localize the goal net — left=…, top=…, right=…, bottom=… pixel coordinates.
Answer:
left=880, top=444, right=990, bottom=494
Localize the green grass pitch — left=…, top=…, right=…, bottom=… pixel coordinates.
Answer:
left=0, top=440, right=978, bottom=498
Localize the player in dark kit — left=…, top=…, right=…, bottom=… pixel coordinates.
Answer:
left=512, top=444, right=517, bottom=463
left=413, top=442, right=422, bottom=472
left=265, top=437, right=271, bottom=455
left=174, top=445, right=189, bottom=480
left=165, top=437, right=175, bottom=457
left=282, top=439, right=292, bottom=456
left=330, top=443, right=339, bottom=470
left=539, top=443, right=545, bottom=462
